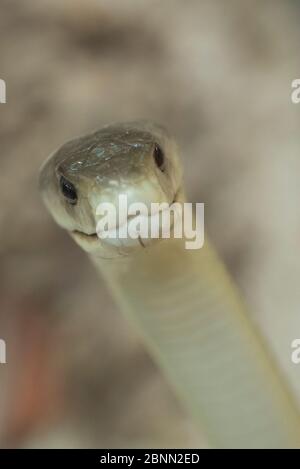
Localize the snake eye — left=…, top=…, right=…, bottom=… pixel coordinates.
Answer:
left=59, top=175, right=78, bottom=205
left=153, top=144, right=165, bottom=172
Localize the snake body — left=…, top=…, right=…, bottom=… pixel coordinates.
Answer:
left=39, top=121, right=300, bottom=448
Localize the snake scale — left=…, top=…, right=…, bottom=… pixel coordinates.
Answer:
left=39, top=120, right=300, bottom=448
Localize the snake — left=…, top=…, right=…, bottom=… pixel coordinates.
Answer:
left=39, top=120, right=300, bottom=448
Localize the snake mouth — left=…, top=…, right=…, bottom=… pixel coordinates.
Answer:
left=71, top=191, right=180, bottom=244
left=71, top=230, right=99, bottom=242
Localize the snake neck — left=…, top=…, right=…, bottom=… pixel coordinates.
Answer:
left=91, top=213, right=300, bottom=448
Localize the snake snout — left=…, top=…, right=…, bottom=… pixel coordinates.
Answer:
left=88, top=179, right=169, bottom=232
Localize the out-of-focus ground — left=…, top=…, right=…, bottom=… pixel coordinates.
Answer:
left=1, top=0, right=300, bottom=448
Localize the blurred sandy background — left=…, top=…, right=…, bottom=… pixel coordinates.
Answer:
left=1, top=0, right=300, bottom=448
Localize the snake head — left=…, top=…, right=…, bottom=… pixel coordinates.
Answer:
left=39, top=120, right=183, bottom=258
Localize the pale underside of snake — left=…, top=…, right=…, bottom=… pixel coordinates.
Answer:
left=39, top=120, right=300, bottom=448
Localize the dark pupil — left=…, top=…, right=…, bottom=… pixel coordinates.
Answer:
left=153, top=144, right=165, bottom=171
left=60, top=175, right=77, bottom=204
